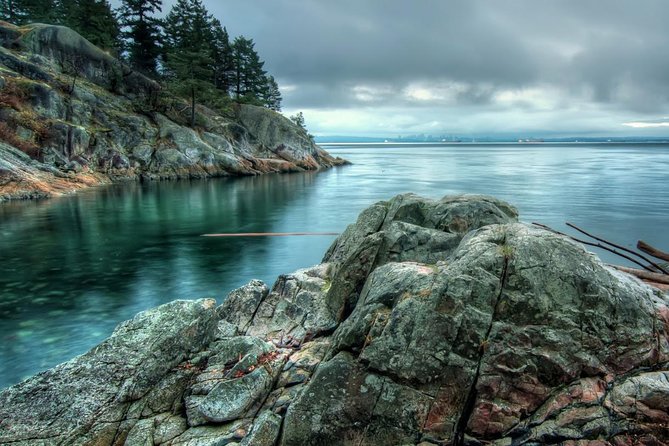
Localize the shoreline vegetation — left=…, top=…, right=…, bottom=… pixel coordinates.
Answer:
left=1, top=193, right=667, bottom=444
left=0, top=12, right=347, bottom=202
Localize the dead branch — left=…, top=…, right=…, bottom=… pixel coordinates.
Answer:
left=607, top=265, right=669, bottom=285
left=566, top=223, right=669, bottom=275
left=637, top=240, right=669, bottom=263
left=531, top=223, right=655, bottom=272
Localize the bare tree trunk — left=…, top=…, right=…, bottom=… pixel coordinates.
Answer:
left=608, top=265, right=669, bottom=285
left=190, top=86, right=195, bottom=128
left=637, top=240, right=669, bottom=262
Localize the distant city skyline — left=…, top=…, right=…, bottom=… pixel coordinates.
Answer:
left=111, top=0, right=669, bottom=137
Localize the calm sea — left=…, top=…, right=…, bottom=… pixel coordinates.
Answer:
left=1, top=142, right=668, bottom=388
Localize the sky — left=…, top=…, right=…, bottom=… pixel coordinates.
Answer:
left=112, top=0, right=669, bottom=137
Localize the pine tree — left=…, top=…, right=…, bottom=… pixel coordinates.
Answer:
left=72, top=0, right=120, bottom=53
left=3, top=0, right=58, bottom=24
left=0, top=0, right=19, bottom=22
left=262, top=75, right=282, bottom=111
left=231, top=36, right=267, bottom=101
left=290, top=112, right=306, bottom=129
left=209, top=18, right=234, bottom=95
left=118, top=0, right=162, bottom=76
left=55, top=0, right=79, bottom=28
left=163, top=0, right=214, bottom=126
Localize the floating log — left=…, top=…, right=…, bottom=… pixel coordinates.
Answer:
left=202, top=232, right=340, bottom=237
left=608, top=264, right=669, bottom=285
left=637, top=240, right=669, bottom=263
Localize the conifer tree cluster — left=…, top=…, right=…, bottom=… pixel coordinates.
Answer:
left=0, top=0, right=282, bottom=112
left=0, top=0, right=120, bottom=53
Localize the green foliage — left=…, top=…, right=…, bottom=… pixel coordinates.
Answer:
left=290, top=111, right=314, bottom=142
left=262, top=75, right=282, bottom=111
left=228, top=35, right=282, bottom=110
left=498, top=243, right=515, bottom=260
left=4, top=0, right=283, bottom=112
left=0, top=0, right=18, bottom=22
left=162, top=0, right=214, bottom=126
left=118, top=0, right=162, bottom=76
left=163, top=0, right=213, bottom=82
left=290, top=111, right=306, bottom=129
left=71, top=0, right=120, bottom=54
left=1, top=0, right=58, bottom=24
left=209, top=18, right=234, bottom=93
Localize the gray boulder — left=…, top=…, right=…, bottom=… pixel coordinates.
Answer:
left=1, top=194, right=667, bottom=445
left=0, top=299, right=219, bottom=445
left=323, top=193, right=519, bottom=323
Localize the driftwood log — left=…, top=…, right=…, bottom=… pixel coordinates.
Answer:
left=608, top=265, right=669, bottom=285
left=638, top=240, right=669, bottom=263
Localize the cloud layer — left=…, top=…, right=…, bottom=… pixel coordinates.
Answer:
left=115, top=0, right=669, bottom=136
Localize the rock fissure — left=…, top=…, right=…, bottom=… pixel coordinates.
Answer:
left=1, top=194, right=668, bottom=445
left=453, top=248, right=511, bottom=446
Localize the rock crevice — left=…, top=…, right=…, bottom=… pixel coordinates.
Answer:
left=1, top=194, right=668, bottom=445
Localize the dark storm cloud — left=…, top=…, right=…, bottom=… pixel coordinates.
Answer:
left=202, top=1, right=669, bottom=112
left=111, top=0, right=669, bottom=134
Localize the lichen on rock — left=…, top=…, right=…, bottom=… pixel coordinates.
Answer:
left=0, top=194, right=667, bottom=445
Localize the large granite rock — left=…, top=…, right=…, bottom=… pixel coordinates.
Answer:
left=1, top=194, right=667, bottom=445
left=0, top=22, right=347, bottom=201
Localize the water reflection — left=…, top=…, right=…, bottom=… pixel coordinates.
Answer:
left=0, top=172, right=338, bottom=386
left=1, top=143, right=669, bottom=388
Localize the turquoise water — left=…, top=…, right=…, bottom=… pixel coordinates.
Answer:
left=1, top=143, right=668, bottom=388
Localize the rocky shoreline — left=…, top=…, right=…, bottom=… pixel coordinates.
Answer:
left=1, top=193, right=667, bottom=445
left=0, top=22, right=347, bottom=202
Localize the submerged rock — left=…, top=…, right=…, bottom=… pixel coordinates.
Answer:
left=1, top=194, right=667, bottom=445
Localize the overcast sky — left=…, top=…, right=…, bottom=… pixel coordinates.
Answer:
left=113, top=0, right=669, bottom=137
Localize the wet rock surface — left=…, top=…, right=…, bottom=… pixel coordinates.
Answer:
left=1, top=193, right=667, bottom=445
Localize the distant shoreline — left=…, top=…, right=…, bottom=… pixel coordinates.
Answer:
left=319, top=140, right=669, bottom=146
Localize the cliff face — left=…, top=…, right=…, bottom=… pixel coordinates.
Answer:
left=0, top=22, right=346, bottom=201
left=1, top=194, right=668, bottom=445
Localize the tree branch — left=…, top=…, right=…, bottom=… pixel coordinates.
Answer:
left=566, top=223, right=669, bottom=275
left=531, top=223, right=656, bottom=272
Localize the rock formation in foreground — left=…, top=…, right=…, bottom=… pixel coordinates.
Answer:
left=1, top=194, right=668, bottom=445
left=0, top=22, right=346, bottom=201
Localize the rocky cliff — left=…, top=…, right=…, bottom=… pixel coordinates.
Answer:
left=1, top=194, right=668, bottom=445
left=0, top=22, right=346, bottom=201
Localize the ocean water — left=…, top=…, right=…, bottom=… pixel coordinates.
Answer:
left=1, top=142, right=668, bottom=388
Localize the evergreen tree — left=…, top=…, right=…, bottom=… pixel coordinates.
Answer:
left=0, top=0, right=19, bottom=22
left=163, top=0, right=214, bottom=126
left=290, top=112, right=306, bottom=129
left=72, top=0, right=120, bottom=53
left=231, top=36, right=266, bottom=101
left=118, top=0, right=162, bottom=76
left=55, top=0, right=79, bottom=28
left=262, top=75, right=282, bottom=111
left=2, top=0, right=58, bottom=24
left=209, top=18, right=234, bottom=95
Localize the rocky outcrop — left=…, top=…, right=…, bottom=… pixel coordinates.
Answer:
left=0, top=22, right=347, bottom=201
left=1, top=193, right=668, bottom=445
